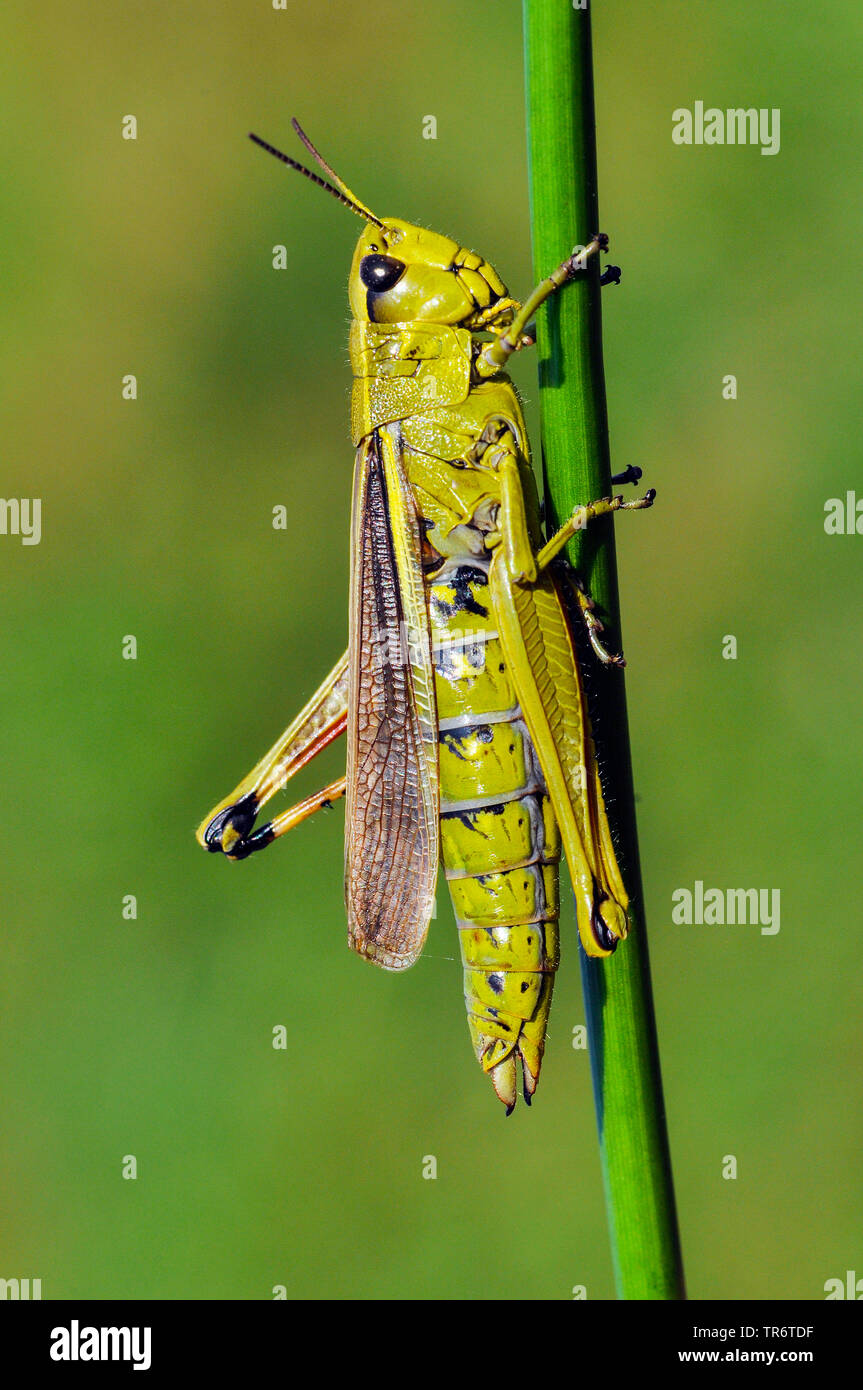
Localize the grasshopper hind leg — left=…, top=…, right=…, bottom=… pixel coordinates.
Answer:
left=202, top=778, right=347, bottom=859
left=197, top=650, right=349, bottom=859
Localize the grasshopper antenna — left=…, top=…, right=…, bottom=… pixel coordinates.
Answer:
left=248, top=127, right=385, bottom=230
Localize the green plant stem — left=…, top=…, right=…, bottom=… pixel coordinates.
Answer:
left=523, top=0, right=685, bottom=1300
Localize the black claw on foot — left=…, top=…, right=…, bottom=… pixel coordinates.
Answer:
left=505, top=1102, right=516, bottom=1118
left=600, top=264, right=622, bottom=286
left=611, top=465, right=642, bottom=486
left=202, top=793, right=258, bottom=854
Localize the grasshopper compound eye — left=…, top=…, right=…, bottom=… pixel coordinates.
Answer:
left=359, top=254, right=405, bottom=291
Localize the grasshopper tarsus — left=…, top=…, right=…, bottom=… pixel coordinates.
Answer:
left=232, top=824, right=276, bottom=859
left=600, top=264, right=622, bottom=286
left=564, top=231, right=609, bottom=280
left=620, top=487, right=656, bottom=510
left=200, top=793, right=279, bottom=861
left=202, top=794, right=258, bottom=855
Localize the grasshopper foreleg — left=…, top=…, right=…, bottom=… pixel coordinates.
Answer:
left=475, top=233, right=608, bottom=377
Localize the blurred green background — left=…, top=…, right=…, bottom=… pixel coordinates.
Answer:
left=2, top=0, right=861, bottom=1300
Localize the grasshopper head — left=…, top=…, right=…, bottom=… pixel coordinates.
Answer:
left=348, top=219, right=512, bottom=329
left=249, top=123, right=516, bottom=331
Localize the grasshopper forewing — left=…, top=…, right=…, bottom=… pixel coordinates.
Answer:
left=344, top=430, right=438, bottom=970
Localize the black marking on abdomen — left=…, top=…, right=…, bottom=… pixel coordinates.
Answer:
left=440, top=800, right=507, bottom=832
left=438, top=723, right=493, bottom=758
left=429, top=564, right=489, bottom=620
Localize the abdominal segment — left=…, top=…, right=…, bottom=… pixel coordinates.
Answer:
left=428, top=559, right=562, bottom=1111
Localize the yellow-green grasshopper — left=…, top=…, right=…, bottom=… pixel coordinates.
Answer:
left=198, top=122, right=654, bottom=1113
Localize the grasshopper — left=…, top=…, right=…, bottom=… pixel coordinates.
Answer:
left=198, top=122, right=654, bottom=1113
